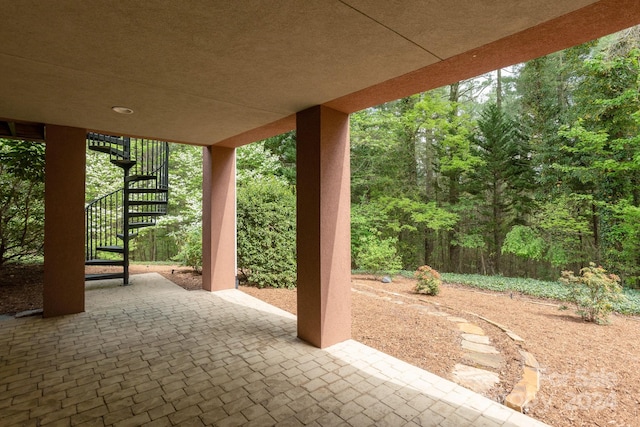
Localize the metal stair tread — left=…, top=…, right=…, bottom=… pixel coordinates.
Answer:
left=128, top=200, right=168, bottom=206
left=117, top=233, right=139, bottom=239
left=129, top=222, right=155, bottom=229
left=111, top=159, right=137, bottom=168
left=96, top=245, right=124, bottom=253
left=128, top=188, right=168, bottom=194
left=88, top=145, right=129, bottom=159
left=128, top=211, right=166, bottom=217
left=127, top=175, right=156, bottom=182
left=87, top=145, right=113, bottom=153
left=85, top=259, right=125, bottom=266
left=85, top=272, right=125, bottom=281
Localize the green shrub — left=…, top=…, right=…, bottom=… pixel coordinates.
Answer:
left=415, top=265, right=441, bottom=296
left=237, top=178, right=296, bottom=289
left=354, top=235, right=402, bottom=279
left=0, top=139, right=45, bottom=267
left=559, top=263, right=625, bottom=324
left=173, top=225, right=202, bottom=273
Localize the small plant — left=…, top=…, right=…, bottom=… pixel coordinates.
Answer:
left=415, top=265, right=441, bottom=296
left=173, top=226, right=202, bottom=273
left=559, top=263, right=625, bottom=324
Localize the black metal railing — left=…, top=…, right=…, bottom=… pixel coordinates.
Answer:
left=87, top=132, right=131, bottom=164
left=85, top=188, right=123, bottom=261
left=127, top=137, right=170, bottom=187
left=127, top=138, right=169, bottom=224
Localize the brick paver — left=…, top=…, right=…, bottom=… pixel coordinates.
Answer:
left=0, top=273, right=548, bottom=426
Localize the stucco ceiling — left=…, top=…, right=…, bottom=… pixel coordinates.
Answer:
left=0, top=0, right=638, bottom=146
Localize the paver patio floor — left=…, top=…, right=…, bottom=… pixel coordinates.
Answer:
left=0, top=273, right=548, bottom=426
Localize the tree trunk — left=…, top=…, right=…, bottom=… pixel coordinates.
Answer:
left=480, top=249, right=487, bottom=275
left=447, top=178, right=460, bottom=272
left=446, top=83, right=462, bottom=272
left=423, top=232, right=433, bottom=267
left=496, top=68, right=502, bottom=110
left=591, top=202, right=600, bottom=265
left=492, top=178, right=502, bottom=274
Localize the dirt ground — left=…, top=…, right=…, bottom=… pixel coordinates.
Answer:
left=1, top=263, right=639, bottom=427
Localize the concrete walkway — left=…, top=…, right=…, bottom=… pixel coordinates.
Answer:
left=0, top=273, right=549, bottom=426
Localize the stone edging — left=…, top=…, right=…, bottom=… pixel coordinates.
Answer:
left=459, top=310, right=541, bottom=413
left=504, top=350, right=541, bottom=412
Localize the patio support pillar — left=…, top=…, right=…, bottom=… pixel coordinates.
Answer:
left=43, top=125, right=86, bottom=317
left=202, top=145, right=237, bottom=291
left=296, top=105, right=351, bottom=348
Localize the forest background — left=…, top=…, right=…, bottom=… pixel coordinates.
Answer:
left=2, top=26, right=640, bottom=291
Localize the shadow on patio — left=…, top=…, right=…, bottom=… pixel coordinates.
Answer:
left=0, top=273, right=547, bottom=426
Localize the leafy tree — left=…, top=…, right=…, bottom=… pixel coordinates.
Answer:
left=351, top=100, right=426, bottom=267
left=132, top=143, right=202, bottom=262
left=516, top=44, right=593, bottom=188
left=378, top=196, right=458, bottom=268
left=553, top=33, right=640, bottom=275
left=351, top=87, right=477, bottom=271
left=607, top=201, right=640, bottom=287
left=354, top=235, right=402, bottom=278
left=502, top=225, right=546, bottom=262
left=262, top=131, right=296, bottom=185
left=237, top=142, right=285, bottom=183
left=426, top=84, right=481, bottom=271
left=0, top=139, right=45, bottom=267
left=351, top=200, right=393, bottom=267
left=85, top=150, right=122, bottom=202
left=351, top=105, right=411, bottom=201
left=502, top=194, right=593, bottom=278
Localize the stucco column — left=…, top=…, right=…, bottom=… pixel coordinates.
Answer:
left=296, top=105, right=351, bottom=348
left=43, top=125, right=86, bottom=317
left=202, top=145, right=237, bottom=291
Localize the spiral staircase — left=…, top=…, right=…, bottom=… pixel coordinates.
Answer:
left=85, top=132, right=169, bottom=284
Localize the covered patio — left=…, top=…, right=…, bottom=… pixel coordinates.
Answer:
left=1, top=273, right=546, bottom=426
left=1, top=0, right=639, bottom=425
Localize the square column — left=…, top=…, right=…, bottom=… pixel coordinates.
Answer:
left=296, top=105, right=351, bottom=348
left=44, top=125, right=86, bottom=317
left=202, top=145, right=237, bottom=291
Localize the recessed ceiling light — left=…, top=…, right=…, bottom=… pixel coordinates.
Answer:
left=112, top=106, right=134, bottom=115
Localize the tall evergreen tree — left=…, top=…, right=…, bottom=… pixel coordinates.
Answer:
left=470, top=104, right=534, bottom=274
